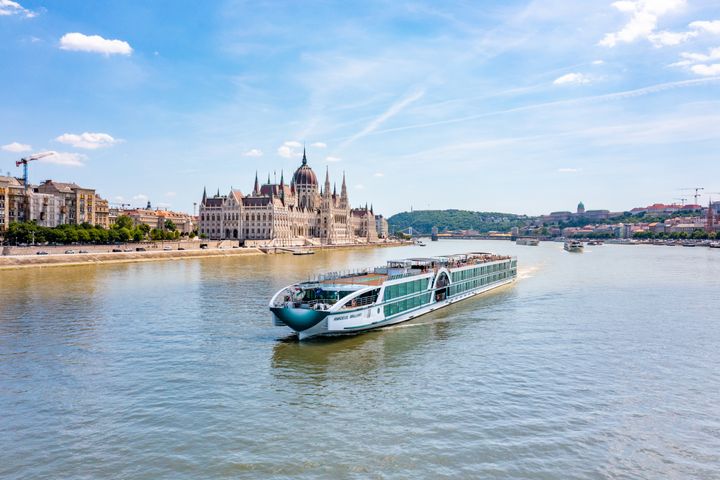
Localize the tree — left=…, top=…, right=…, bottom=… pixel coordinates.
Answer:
left=118, top=227, right=132, bottom=242
left=164, top=219, right=177, bottom=231
left=114, top=215, right=134, bottom=230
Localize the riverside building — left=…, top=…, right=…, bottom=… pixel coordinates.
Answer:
left=198, top=150, right=380, bottom=246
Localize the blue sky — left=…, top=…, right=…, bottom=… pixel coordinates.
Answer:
left=1, top=0, right=719, bottom=216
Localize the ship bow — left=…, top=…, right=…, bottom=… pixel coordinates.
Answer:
left=270, top=307, right=328, bottom=332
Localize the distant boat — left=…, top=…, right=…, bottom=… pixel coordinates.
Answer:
left=293, top=249, right=315, bottom=255
left=587, top=240, right=603, bottom=246
left=516, top=237, right=539, bottom=246
left=681, top=242, right=696, bottom=247
left=564, top=240, right=584, bottom=252
left=415, top=240, right=426, bottom=247
left=709, top=242, right=720, bottom=249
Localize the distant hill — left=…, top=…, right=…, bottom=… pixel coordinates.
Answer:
left=387, top=209, right=529, bottom=235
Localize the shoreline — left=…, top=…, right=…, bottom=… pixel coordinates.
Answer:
left=0, top=241, right=408, bottom=271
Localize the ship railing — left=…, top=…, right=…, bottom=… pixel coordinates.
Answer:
left=340, top=295, right=378, bottom=309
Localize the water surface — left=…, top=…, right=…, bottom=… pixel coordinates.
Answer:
left=2, top=241, right=719, bottom=479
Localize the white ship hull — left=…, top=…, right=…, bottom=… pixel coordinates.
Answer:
left=295, top=277, right=515, bottom=339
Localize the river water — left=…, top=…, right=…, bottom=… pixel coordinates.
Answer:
left=1, top=240, right=719, bottom=479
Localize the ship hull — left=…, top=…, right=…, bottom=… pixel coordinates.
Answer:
left=282, top=277, right=515, bottom=340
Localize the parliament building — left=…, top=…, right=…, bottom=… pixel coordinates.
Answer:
left=198, top=150, right=381, bottom=246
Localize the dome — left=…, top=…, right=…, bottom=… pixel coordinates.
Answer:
left=292, top=151, right=317, bottom=186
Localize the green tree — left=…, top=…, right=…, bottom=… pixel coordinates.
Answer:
left=118, top=227, right=132, bottom=242
left=114, top=215, right=134, bottom=230
left=164, top=219, right=177, bottom=231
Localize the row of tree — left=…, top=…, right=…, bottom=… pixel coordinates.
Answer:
left=2, top=215, right=198, bottom=245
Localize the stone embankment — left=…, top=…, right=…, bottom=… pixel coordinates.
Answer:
left=0, top=240, right=408, bottom=270
left=0, top=247, right=263, bottom=270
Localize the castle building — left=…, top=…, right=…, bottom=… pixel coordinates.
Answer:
left=198, top=150, right=379, bottom=245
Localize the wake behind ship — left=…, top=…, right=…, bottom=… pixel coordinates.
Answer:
left=269, top=252, right=517, bottom=340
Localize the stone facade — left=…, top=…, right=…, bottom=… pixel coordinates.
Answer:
left=198, top=151, right=379, bottom=245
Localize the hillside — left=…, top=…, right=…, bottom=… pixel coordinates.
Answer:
left=387, top=209, right=529, bottom=235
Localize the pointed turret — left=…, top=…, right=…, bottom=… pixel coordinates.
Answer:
left=341, top=171, right=347, bottom=198
left=324, top=166, right=331, bottom=197
left=280, top=170, right=285, bottom=204
left=267, top=173, right=271, bottom=185
left=370, top=203, right=374, bottom=214
left=253, top=171, right=260, bottom=195
left=302, top=146, right=307, bottom=166
left=333, top=182, right=337, bottom=197
left=216, top=188, right=220, bottom=197
left=202, top=186, right=207, bottom=204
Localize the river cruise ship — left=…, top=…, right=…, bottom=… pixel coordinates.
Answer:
left=269, top=252, right=517, bottom=339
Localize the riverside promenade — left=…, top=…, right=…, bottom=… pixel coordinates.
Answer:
left=0, top=240, right=407, bottom=270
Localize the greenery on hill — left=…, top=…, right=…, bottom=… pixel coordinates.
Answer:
left=388, top=209, right=529, bottom=235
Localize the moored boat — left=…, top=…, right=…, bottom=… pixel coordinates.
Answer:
left=564, top=240, right=584, bottom=252
left=269, top=252, right=517, bottom=340
left=516, top=237, right=539, bottom=246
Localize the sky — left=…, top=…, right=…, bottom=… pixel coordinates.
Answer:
left=1, top=0, right=720, bottom=216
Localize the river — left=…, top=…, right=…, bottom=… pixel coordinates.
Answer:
left=1, top=240, right=719, bottom=479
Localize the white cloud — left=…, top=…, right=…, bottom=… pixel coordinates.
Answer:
left=648, top=30, right=696, bottom=46
left=243, top=148, right=263, bottom=157
left=39, top=151, right=86, bottom=167
left=689, top=20, right=720, bottom=35
left=2, top=142, right=32, bottom=152
left=310, top=142, right=327, bottom=148
left=671, top=47, right=720, bottom=76
left=0, top=0, right=36, bottom=17
left=691, top=63, right=720, bottom=76
left=59, top=32, right=132, bottom=56
left=599, top=0, right=686, bottom=47
left=165, top=191, right=176, bottom=197
left=373, top=172, right=385, bottom=177
left=56, top=132, right=120, bottom=149
left=325, top=156, right=342, bottom=162
left=133, top=194, right=148, bottom=201
left=592, top=60, right=605, bottom=65
left=557, top=167, right=582, bottom=173
left=277, top=140, right=302, bottom=158
left=553, top=73, right=592, bottom=85
left=354, top=184, right=365, bottom=190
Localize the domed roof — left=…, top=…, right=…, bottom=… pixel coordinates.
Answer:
left=292, top=150, right=317, bottom=186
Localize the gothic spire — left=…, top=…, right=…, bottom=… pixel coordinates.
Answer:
left=324, top=166, right=331, bottom=197
left=333, top=182, right=337, bottom=196
left=302, top=146, right=307, bottom=166
left=280, top=169, right=284, bottom=187
left=253, top=171, right=260, bottom=195
left=202, top=186, right=207, bottom=203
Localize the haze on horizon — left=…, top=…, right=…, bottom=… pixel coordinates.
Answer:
left=1, top=0, right=719, bottom=217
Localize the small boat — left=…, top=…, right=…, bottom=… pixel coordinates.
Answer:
left=516, top=237, right=539, bottom=246
left=681, top=242, right=696, bottom=247
left=587, top=240, right=604, bottom=246
left=709, top=242, right=720, bottom=249
left=415, top=240, right=426, bottom=247
left=564, top=240, right=584, bottom=252
left=293, top=249, right=315, bottom=255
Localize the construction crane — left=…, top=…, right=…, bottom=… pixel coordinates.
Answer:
left=680, top=187, right=704, bottom=205
left=15, top=151, right=54, bottom=189
left=673, top=197, right=687, bottom=206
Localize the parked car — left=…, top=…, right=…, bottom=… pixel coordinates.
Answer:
left=111, top=248, right=122, bottom=252
left=136, top=247, right=146, bottom=252
left=64, top=250, right=76, bottom=254
left=177, top=247, right=185, bottom=251
left=36, top=251, right=49, bottom=255
left=79, top=250, right=89, bottom=254
left=123, top=248, right=133, bottom=252
left=200, top=244, right=209, bottom=249
left=163, top=246, right=172, bottom=251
